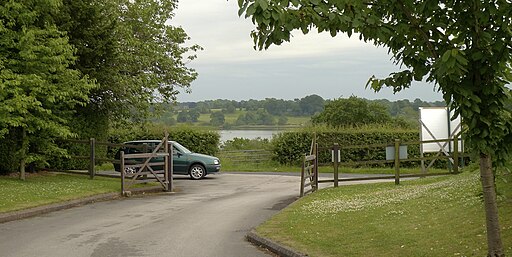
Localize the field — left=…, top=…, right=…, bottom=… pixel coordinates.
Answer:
left=185, top=109, right=311, bottom=128
left=255, top=167, right=512, bottom=256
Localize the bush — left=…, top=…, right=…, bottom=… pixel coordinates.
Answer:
left=108, top=124, right=220, bottom=156
left=271, top=126, right=420, bottom=165
left=221, top=137, right=271, bottom=151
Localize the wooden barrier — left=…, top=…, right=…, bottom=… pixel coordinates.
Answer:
left=309, top=136, right=465, bottom=190
left=60, top=135, right=173, bottom=194
left=120, top=135, right=172, bottom=195
left=300, top=143, right=318, bottom=197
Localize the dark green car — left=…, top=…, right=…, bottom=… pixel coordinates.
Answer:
left=114, top=140, right=221, bottom=180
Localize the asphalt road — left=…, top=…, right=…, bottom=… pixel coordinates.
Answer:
left=0, top=173, right=302, bottom=257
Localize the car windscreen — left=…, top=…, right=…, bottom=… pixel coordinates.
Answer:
left=172, top=142, right=192, bottom=154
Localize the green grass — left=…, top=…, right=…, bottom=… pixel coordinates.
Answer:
left=256, top=169, right=512, bottom=257
left=221, top=161, right=307, bottom=172
left=0, top=173, right=122, bottom=213
left=185, top=110, right=311, bottom=128
left=220, top=159, right=447, bottom=174
left=95, top=162, right=114, bottom=171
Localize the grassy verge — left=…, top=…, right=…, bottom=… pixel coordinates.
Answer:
left=220, top=160, right=447, bottom=174
left=0, top=172, right=122, bottom=213
left=256, top=169, right=512, bottom=257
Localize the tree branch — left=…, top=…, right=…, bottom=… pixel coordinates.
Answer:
left=396, top=0, right=439, bottom=59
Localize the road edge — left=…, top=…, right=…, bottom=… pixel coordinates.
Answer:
left=0, top=186, right=166, bottom=224
left=246, top=230, right=308, bottom=257
left=0, top=192, right=120, bottom=224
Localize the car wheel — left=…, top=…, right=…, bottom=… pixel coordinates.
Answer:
left=125, top=167, right=137, bottom=174
left=189, top=164, right=206, bottom=180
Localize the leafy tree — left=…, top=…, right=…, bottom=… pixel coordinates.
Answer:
left=223, top=103, right=237, bottom=114
left=241, top=99, right=262, bottom=111
left=278, top=115, right=288, bottom=125
left=264, top=98, right=288, bottom=115
left=210, top=112, right=225, bottom=127
left=299, top=94, right=325, bottom=115
left=236, top=109, right=276, bottom=125
left=176, top=111, right=189, bottom=123
left=256, top=109, right=276, bottom=125
left=188, top=109, right=200, bottom=122
left=312, top=96, right=392, bottom=127
left=195, top=102, right=211, bottom=114
left=57, top=0, right=200, bottom=122
left=239, top=0, right=512, bottom=255
left=0, top=0, right=94, bottom=179
left=176, top=109, right=200, bottom=123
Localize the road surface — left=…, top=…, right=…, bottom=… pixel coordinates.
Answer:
left=0, top=173, right=302, bottom=257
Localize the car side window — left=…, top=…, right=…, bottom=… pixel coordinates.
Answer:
left=172, top=145, right=181, bottom=155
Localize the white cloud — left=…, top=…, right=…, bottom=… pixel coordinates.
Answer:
left=172, top=0, right=443, bottom=102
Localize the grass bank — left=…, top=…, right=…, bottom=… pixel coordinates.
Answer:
left=256, top=169, right=512, bottom=256
left=0, top=172, right=121, bottom=213
left=220, top=160, right=447, bottom=174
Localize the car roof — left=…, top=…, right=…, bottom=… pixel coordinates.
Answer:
left=124, top=140, right=177, bottom=144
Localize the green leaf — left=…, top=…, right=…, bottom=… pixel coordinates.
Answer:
left=258, top=0, right=268, bottom=11
left=246, top=4, right=256, bottom=16
left=441, top=50, right=451, bottom=62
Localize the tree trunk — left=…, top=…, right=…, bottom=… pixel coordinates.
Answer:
left=19, top=127, right=27, bottom=181
left=479, top=154, right=504, bottom=257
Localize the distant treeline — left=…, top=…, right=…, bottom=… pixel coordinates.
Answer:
left=150, top=95, right=445, bottom=127
left=179, top=94, right=327, bottom=116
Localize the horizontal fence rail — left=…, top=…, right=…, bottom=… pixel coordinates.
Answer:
left=301, top=135, right=465, bottom=195
left=217, top=149, right=272, bottom=164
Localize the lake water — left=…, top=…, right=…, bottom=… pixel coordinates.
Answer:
left=219, top=130, right=282, bottom=142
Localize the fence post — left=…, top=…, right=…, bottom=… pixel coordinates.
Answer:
left=453, top=134, right=459, bottom=173
left=170, top=141, right=174, bottom=192
left=164, top=132, right=170, bottom=192
left=314, top=143, right=319, bottom=191
left=300, top=154, right=305, bottom=197
left=333, top=143, right=339, bottom=188
left=120, top=151, right=125, bottom=195
left=89, top=138, right=95, bottom=179
left=394, top=139, right=400, bottom=185
left=142, top=143, right=148, bottom=182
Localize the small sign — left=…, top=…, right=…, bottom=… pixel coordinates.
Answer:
left=331, top=149, right=341, bottom=162
left=386, top=146, right=408, bottom=160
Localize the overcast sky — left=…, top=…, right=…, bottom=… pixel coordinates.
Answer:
left=172, top=0, right=444, bottom=102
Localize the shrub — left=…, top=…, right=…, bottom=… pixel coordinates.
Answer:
left=271, top=125, right=419, bottom=166
left=221, top=137, right=271, bottom=151
left=108, top=124, right=220, bottom=156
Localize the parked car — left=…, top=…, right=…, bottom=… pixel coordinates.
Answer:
left=114, top=140, right=220, bottom=180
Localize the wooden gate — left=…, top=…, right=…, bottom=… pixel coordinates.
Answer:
left=300, top=142, right=318, bottom=197
left=119, top=135, right=172, bottom=195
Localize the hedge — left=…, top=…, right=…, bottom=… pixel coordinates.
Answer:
left=271, top=126, right=421, bottom=166
left=108, top=124, right=220, bottom=157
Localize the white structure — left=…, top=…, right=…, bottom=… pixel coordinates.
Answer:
left=419, top=107, right=463, bottom=171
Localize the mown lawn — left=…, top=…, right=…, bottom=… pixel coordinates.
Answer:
left=256, top=169, right=512, bottom=256
left=220, top=159, right=447, bottom=175
left=0, top=172, right=121, bottom=213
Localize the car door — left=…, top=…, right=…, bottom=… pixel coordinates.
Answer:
left=172, top=144, right=189, bottom=174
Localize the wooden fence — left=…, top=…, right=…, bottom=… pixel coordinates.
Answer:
left=300, top=146, right=318, bottom=197
left=60, top=135, right=173, bottom=194
left=119, top=136, right=172, bottom=195
left=217, top=149, right=272, bottom=165
left=300, top=135, right=466, bottom=196
left=62, top=138, right=129, bottom=179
